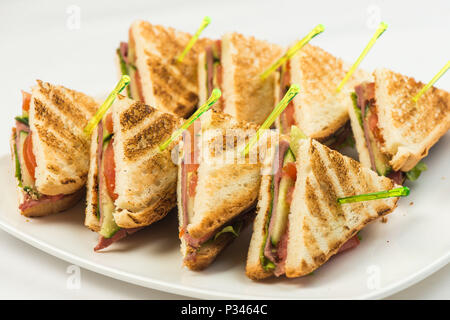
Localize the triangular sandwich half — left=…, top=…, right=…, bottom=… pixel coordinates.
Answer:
left=198, top=33, right=283, bottom=124
left=275, top=44, right=371, bottom=146
left=246, top=136, right=398, bottom=280
left=85, top=95, right=182, bottom=251
left=11, top=80, right=98, bottom=217
left=177, top=109, right=263, bottom=270
left=348, top=68, right=450, bottom=182
left=116, top=20, right=213, bottom=118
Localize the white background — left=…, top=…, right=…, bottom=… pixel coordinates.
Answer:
left=0, top=0, right=448, bottom=299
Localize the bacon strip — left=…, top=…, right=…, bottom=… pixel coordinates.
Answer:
left=119, top=42, right=128, bottom=64
left=94, top=227, right=142, bottom=251
left=19, top=193, right=65, bottom=211
left=338, top=235, right=360, bottom=253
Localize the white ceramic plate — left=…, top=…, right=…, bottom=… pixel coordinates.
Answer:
left=0, top=132, right=449, bottom=299
left=0, top=0, right=449, bottom=300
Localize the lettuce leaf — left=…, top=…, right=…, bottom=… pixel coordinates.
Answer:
left=15, top=116, right=29, bottom=126
left=406, top=162, right=427, bottom=181
left=351, top=92, right=363, bottom=128
left=214, top=221, right=242, bottom=241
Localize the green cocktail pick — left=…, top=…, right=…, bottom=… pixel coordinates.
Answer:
left=177, top=16, right=211, bottom=63
left=241, top=84, right=300, bottom=156
left=83, top=75, right=130, bottom=135
left=338, top=186, right=410, bottom=204
left=260, top=24, right=325, bottom=80
left=336, top=22, right=388, bottom=92
left=412, top=61, right=450, bottom=102
left=159, top=88, right=221, bottom=151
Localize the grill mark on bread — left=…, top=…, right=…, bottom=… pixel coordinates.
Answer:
left=322, top=147, right=357, bottom=196
left=33, top=98, right=89, bottom=150
left=309, top=143, right=346, bottom=221
left=46, top=164, right=60, bottom=174
left=304, top=178, right=329, bottom=225
left=34, top=124, right=74, bottom=160
left=145, top=54, right=199, bottom=115
left=119, top=101, right=155, bottom=131
left=36, top=82, right=91, bottom=130
left=124, top=113, right=178, bottom=161
left=134, top=21, right=212, bottom=117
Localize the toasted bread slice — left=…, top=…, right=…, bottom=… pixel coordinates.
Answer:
left=111, top=95, right=182, bottom=228
left=285, top=139, right=397, bottom=277
left=185, top=110, right=260, bottom=239
left=221, top=32, right=283, bottom=125
left=373, top=68, right=450, bottom=171
left=10, top=131, right=84, bottom=217
left=84, top=121, right=101, bottom=231
left=177, top=110, right=266, bottom=270
left=28, top=80, right=98, bottom=196
left=289, top=44, right=371, bottom=140
left=129, top=20, right=213, bottom=117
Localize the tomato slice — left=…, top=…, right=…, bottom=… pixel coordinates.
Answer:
left=105, top=113, right=114, bottom=134
left=22, top=91, right=31, bottom=112
left=23, top=133, right=37, bottom=180
left=282, top=162, right=297, bottom=180
left=103, top=139, right=118, bottom=201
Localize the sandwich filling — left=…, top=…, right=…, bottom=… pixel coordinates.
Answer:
left=353, top=83, right=426, bottom=183
left=117, top=39, right=144, bottom=102
left=13, top=92, right=79, bottom=211
left=261, top=139, right=360, bottom=276
left=94, top=114, right=141, bottom=251
left=277, top=63, right=353, bottom=149
left=204, top=40, right=224, bottom=109
left=179, top=123, right=250, bottom=257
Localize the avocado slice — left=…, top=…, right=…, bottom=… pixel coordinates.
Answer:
left=270, top=149, right=296, bottom=246
left=98, top=141, right=120, bottom=238
left=17, top=131, right=35, bottom=188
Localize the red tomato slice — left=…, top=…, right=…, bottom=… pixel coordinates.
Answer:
left=105, top=113, right=114, bottom=133
left=103, top=139, right=118, bottom=201
left=22, top=91, right=31, bottom=112
left=23, top=133, right=37, bottom=180
left=282, top=162, right=297, bottom=180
